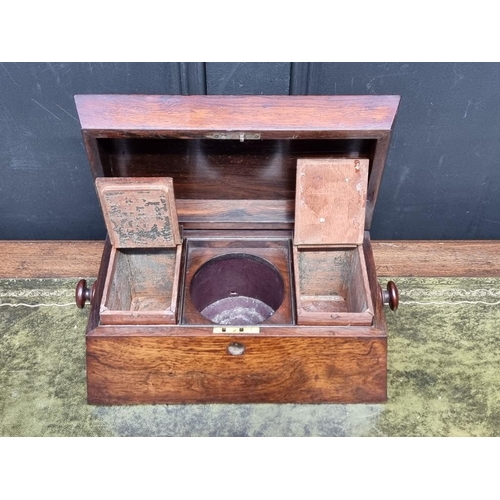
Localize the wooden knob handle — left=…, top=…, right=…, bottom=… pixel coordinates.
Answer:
left=75, top=279, right=95, bottom=308
left=380, top=280, right=399, bottom=311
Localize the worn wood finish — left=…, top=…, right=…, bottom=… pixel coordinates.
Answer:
left=365, top=132, right=391, bottom=229
left=96, top=177, right=180, bottom=248
left=86, top=324, right=386, bottom=338
left=75, top=95, right=400, bottom=134
left=346, top=245, right=375, bottom=317
left=82, top=131, right=105, bottom=177
left=0, top=241, right=105, bottom=279
left=363, top=234, right=386, bottom=331
left=292, top=157, right=372, bottom=326
left=86, top=238, right=111, bottom=335
left=293, top=246, right=373, bottom=326
left=100, top=246, right=182, bottom=325
left=1, top=240, right=499, bottom=279
left=294, top=159, right=369, bottom=246
left=176, top=199, right=294, bottom=229
left=94, top=176, right=183, bottom=326
left=86, top=335, right=387, bottom=404
left=82, top=227, right=386, bottom=404
left=372, top=240, right=500, bottom=278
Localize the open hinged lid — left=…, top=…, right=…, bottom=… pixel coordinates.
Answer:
left=95, top=177, right=181, bottom=248
left=294, top=158, right=369, bottom=246
left=75, top=95, right=400, bottom=231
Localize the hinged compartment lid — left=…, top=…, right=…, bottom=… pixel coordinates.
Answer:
left=95, top=177, right=181, bottom=248
left=294, top=158, right=369, bottom=246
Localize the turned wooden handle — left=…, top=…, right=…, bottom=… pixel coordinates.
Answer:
left=380, top=280, right=399, bottom=311
left=75, top=279, right=95, bottom=308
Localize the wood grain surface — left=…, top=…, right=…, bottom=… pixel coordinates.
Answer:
left=93, top=138, right=377, bottom=200
left=86, top=335, right=387, bottom=404
left=294, top=159, right=369, bottom=246
left=82, top=230, right=387, bottom=405
left=99, top=245, right=181, bottom=326
left=75, top=95, right=399, bottom=134
left=372, top=240, right=500, bottom=278
left=96, top=177, right=180, bottom=248
left=293, top=246, right=374, bottom=326
left=0, top=241, right=105, bottom=278
left=77, top=96, right=398, bottom=231
left=0, top=240, right=498, bottom=278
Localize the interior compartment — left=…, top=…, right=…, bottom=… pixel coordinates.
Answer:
left=294, top=246, right=373, bottom=326
left=190, top=253, right=285, bottom=325
left=100, top=247, right=181, bottom=325
left=181, top=238, right=294, bottom=326
left=96, top=138, right=376, bottom=201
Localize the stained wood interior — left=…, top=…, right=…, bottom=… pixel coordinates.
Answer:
left=294, top=158, right=369, bottom=246
left=95, top=177, right=180, bottom=249
left=175, top=199, right=294, bottom=229
left=103, top=248, right=179, bottom=322
left=295, top=246, right=372, bottom=321
left=96, top=139, right=376, bottom=201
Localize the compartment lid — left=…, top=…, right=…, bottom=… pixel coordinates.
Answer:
left=294, top=158, right=369, bottom=246
left=95, top=177, right=181, bottom=248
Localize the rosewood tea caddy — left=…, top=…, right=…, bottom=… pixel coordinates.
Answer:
left=74, top=94, right=400, bottom=405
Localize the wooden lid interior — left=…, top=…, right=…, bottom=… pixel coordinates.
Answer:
left=76, top=95, right=399, bottom=230
left=95, top=177, right=180, bottom=248
left=294, top=159, right=369, bottom=246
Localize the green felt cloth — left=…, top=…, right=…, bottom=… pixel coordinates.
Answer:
left=1, top=277, right=499, bottom=436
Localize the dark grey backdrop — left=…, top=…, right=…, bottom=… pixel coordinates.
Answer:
left=1, top=62, right=499, bottom=240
